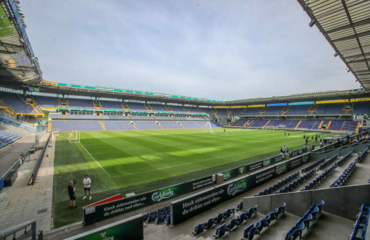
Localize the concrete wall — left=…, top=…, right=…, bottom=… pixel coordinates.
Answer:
left=243, top=184, right=370, bottom=221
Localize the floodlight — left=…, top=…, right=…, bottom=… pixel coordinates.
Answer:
left=309, top=19, right=316, bottom=27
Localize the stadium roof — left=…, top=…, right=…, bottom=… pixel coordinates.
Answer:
left=298, top=0, right=370, bottom=90
left=0, top=0, right=42, bottom=86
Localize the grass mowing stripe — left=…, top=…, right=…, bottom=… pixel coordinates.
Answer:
left=109, top=141, right=290, bottom=178
left=79, top=142, right=111, bottom=177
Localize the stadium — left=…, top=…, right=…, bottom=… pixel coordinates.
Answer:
left=0, top=0, right=369, bottom=240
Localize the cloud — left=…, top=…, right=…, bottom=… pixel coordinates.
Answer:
left=21, top=0, right=359, bottom=101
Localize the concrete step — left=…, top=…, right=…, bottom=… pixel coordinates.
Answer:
left=170, top=234, right=185, bottom=240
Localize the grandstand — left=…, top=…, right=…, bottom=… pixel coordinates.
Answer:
left=0, top=0, right=370, bottom=240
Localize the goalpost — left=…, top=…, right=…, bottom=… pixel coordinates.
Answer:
left=68, top=130, right=80, bottom=143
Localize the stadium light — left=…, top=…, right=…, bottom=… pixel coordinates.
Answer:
left=309, top=19, right=316, bottom=27
left=334, top=53, right=339, bottom=57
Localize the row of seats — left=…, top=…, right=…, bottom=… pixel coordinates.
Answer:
left=275, top=169, right=316, bottom=194
left=335, top=151, right=353, bottom=166
left=255, top=172, right=300, bottom=196
left=301, top=157, right=325, bottom=173
left=349, top=203, right=370, bottom=240
left=193, top=208, right=237, bottom=236
left=0, top=130, right=21, bottom=148
left=143, top=206, right=171, bottom=225
left=318, top=154, right=339, bottom=170
left=285, top=201, right=325, bottom=240
left=242, top=203, right=286, bottom=240
left=330, top=162, right=356, bottom=188
left=301, top=165, right=336, bottom=191
left=331, top=149, right=368, bottom=188
left=213, top=206, right=258, bottom=239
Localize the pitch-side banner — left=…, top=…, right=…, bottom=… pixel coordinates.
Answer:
left=67, top=215, right=143, bottom=240
left=245, top=154, right=284, bottom=173
left=83, top=175, right=214, bottom=225
left=171, top=153, right=310, bottom=225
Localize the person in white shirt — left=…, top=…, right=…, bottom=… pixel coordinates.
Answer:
left=82, top=175, right=92, bottom=200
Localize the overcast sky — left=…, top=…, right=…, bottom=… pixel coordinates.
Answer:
left=21, top=0, right=359, bottom=101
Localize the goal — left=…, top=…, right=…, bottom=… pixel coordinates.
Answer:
left=68, top=130, right=80, bottom=143
left=263, top=126, right=279, bottom=130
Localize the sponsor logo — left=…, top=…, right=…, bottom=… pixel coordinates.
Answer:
left=302, top=155, right=309, bottom=163
left=100, top=232, right=114, bottom=240
left=227, top=180, right=247, bottom=196
left=239, top=167, right=245, bottom=175
left=275, top=155, right=283, bottom=162
left=223, top=172, right=231, bottom=180
left=152, top=189, right=174, bottom=202
left=263, top=159, right=271, bottom=166
left=276, top=164, right=287, bottom=175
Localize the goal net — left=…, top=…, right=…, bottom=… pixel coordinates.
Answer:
left=68, top=130, right=80, bottom=143
left=263, top=126, right=278, bottom=130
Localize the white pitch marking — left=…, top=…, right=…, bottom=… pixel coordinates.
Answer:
left=79, top=142, right=111, bottom=177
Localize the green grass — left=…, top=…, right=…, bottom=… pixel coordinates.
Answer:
left=52, top=128, right=332, bottom=228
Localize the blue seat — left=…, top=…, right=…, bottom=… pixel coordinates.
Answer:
left=236, top=201, right=243, bottom=212
left=223, top=208, right=234, bottom=219
left=242, top=224, right=256, bottom=240
left=155, top=214, right=166, bottom=224
left=237, top=212, right=246, bottom=225
left=165, top=214, right=170, bottom=226
left=147, top=214, right=156, bottom=223
left=192, top=223, right=205, bottom=236
left=226, top=219, right=238, bottom=232
left=215, top=213, right=224, bottom=224
left=204, top=218, right=215, bottom=229
left=214, top=224, right=226, bottom=239
left=255, top=218, right=266, bottom=234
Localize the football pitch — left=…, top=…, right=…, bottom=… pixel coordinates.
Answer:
left=53, top=128, right=332, bottom=227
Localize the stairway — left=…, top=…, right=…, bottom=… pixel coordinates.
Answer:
left=93, top=100, right=102, bottom=109
left=259, top=108, right=266, bottom=116
left=145, top=104, right=153, bottom=112
left=318, top=120, right=324, bottom=129
left=99, top=122, right=106, bottom=130
left=165, top=105, right=173, bottom=112
left=263, top=120, right=271, bottom=128
left=212, top=110, right=219, bottom=118
left=326, top=120, right=332, bottom=130
left=177, top=122, right=185, bottom=128
left=156, top=122, right=164, bottom=129
left=121, top=102, right=129, bottom=110
left=17, top=94, right=42, bottom=114
left=227, top=109, right=233, bottom=118
left=58, top=99, right=69, bottom=107
left=295, top=120, right=302, bottom=129
left=131, top=122, right=138, bottom=129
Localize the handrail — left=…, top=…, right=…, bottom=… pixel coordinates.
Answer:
left=0, top=219, right=37, bottom=240
left=28, top=133, right=51, bottom=185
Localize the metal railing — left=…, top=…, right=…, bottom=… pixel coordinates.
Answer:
left=0, top=219, right=37, bottom=240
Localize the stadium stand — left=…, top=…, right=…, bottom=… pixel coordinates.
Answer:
left=159, top=121, right=183, bottom=129
left=134, top=121, right=161, bottom=129
left=109, top=115, right=127, bottom=119
left=352, top=102, right=370, bottom=114
left=67, top=99, right=95, bottom=109
left=52, top=121, right=102, bottom=131
left=284, top=105, right=310, bottom=115
left=244, top=108, right=262, bottom=116
left=249, top=119, right=268, bottom=127
left=263, top=106, right=284, bottom=115
left=129, top=115, right=153, bottom=120
left=0, top=92, right=35, bottom=113
left=99, top=101, right=123, bottom=110
left=255, top=172, right=300, bottom=196
left=179, top=121, right=201, bottom=128
left=103, top=121, right=135, bottom=130
left=0, top=129, right=21, bottom=148
left=150, top=104, right=169, bottom=112
left=168, top=106, right=187, bottom=113
left=33, top=96, right=59, bottom=108
left=126, top=102, right=147, bottom=111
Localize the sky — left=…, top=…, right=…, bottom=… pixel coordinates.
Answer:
left=21, top=0, right=360, bottom=101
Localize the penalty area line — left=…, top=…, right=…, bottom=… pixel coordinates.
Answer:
left=79, top=142, right=111, bottom=177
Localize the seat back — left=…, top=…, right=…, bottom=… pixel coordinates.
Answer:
left=214, top=224, right=226, bottom=239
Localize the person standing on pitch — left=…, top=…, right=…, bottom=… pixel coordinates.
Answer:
left=68, top=181, right=76, bottom=208
left=82, top=175, right=92, bottom=200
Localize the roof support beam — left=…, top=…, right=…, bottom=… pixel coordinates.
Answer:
left=326, top=18, right=370, bottom=34
left=332, top=30, right=370, bottom=42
